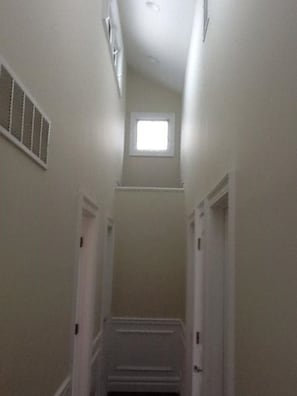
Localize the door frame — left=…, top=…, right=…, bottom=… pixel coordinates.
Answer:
left=101, top=216, right=115, bottom=326
left=185, top=210, right=195, bottom=396
left=186, top=172, right=235, bottom=396
left=71, top=193, right=100, bottom=396
left=185, top=202, right=205, bottom=396
left=99, top=216, right=115, bottom=396
left=204, top=173, right=235, bottom=396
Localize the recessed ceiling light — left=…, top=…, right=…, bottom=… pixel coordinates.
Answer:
left=147, top=55, right=160, bottom=64
left=145, top=1, right=160, bottom=13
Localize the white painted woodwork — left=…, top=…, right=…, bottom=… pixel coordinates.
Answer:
left=53, top=376, right=71, bottom=396
left=71, top=195, right=100, bottom=396
left=53, top=331, right=103, bottom=396
left=203, top=173, right=235, bottom=396
left=186, top=204, right=205, bottom=396
left=101, top=217, right=115, bottom=322
left=107, top=317, right=185, bottom=393
left=186, top=173, right=235, bottom=396
left=192, top=205, right=205, bottom=396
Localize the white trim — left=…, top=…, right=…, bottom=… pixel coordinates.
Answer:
left=112, top=317, right=184, bottom=326
left=116, top=329, right=175, bottom=335
left=109, top=375, right=181, bottom=383
left=225, top=172, right=236, bottom=396
left=129, top=112, right=175, bottom=157
left=115, top=366, right=174, bottom=373
left=203, top=0, right=210, bottom=42
left=92, top=330, right=102, bottom=349
left=91, top=331, right=103, bottom=366
left=116, top=187, right=184, bottom=193
left=100, top=216, right=115, bottom=326
left=108, top=317, right=184, bottom=394
left=185, top=172, right=235, bottom=396
left=108, top=379, right=180, bottom=393
left=207, top=174, right=229, bottom=206
left=71, top=193, right=100, bottom=396
left=53, top=376, right=71, bottom=396
left=203, top=172, right=235, bottom=396
left=185, top=208, right=200, bottom=396
left=102, top=0, right=125, bottom=96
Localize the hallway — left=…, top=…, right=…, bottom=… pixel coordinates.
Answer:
left=1, top=0, right=297, bottom=395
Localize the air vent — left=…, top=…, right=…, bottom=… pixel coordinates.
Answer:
left=0, top=57, right=50, bottom=168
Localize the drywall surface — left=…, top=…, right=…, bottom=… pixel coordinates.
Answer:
left=113, top=189, right=186, bottom=319
left=0, top=0, right=125, bottom=394
left=122, top=68, right=182, bottom=187
left=181, top=0, right=297, bottom=394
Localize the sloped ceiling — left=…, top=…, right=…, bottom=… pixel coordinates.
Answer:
left=117, top=0, right=196, bottom=92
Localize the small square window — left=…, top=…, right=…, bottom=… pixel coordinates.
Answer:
left=129, top=112, right=175, bottom=157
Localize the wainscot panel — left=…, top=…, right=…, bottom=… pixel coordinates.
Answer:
left=107, top=317, right=185, bottom=393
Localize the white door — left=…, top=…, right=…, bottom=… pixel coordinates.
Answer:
left=99, top=220, right=115, bottom=396
left=101, top=220, right=115, bottom=322
left=192, top=209, right=205, bottom=396
left=72, top=203, right=98, bottom=396
left=223, top=207, right=229, bottom=396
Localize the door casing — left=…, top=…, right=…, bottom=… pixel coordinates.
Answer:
left=186, top=172, right=235, bottom=396
left=71, top=194, right=100, bottom=396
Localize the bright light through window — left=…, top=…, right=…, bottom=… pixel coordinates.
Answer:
left=129, top=112, right=175, bottom=157
left=136, top=120, right=169, bottom=151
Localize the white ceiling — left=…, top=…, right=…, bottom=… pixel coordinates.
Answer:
left=117, top=0, right=196, bottom=93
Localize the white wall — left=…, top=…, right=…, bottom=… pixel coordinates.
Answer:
left=112, top=188, right=186, bottom=319
left=181, top=0, right=297, bottom=394
left=0, top=0, right=125, bottom=394
left=122, top=68, right=182, bottom=187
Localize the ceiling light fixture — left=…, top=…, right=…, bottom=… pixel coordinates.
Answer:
left=145, top=1, right=160, bottom=13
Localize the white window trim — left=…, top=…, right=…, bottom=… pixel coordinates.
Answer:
left=129, top=112, right=175, bottom=157
left=102, top=0, right=125, bottom=96
left=203, top=0, right=210, bottom=42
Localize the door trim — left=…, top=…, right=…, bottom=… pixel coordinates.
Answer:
left=186, top=202, right=205, bottom=396
left=205, top=172, right=235, bottom=396
left=186, top=172, right=235, bottom=396
left=71, top=193, right=100, bottom=396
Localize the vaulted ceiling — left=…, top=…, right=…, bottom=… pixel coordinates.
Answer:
left=117, top=0, right=196, bottom=93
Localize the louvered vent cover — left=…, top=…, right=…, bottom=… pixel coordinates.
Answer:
left=0, top=58, right=50, bottom=168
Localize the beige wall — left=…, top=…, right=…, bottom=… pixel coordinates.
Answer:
left=181, top=0, right=297, bottom=394
left=122, top=68, right=182, bottom=187
left=112, top=189, right=186, bottom=319
left=0, top=0, right=125, bottom=395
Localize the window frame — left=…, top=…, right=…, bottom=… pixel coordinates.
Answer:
left=203, top=0, right=210, bottom=42
left=129, top=112, right=175, bottom=157
left=102, top=0, right=125, bottom=96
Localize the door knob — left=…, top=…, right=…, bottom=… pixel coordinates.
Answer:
left=194, top=365, right=203, bottom=373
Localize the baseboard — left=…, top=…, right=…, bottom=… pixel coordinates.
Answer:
left=92, top=330, right=103, bottom=365
left=53, top=331, right=102, bottom=396
left=107, top=317, right=185, bottom=393
left=53, top=376, right=71, bottom=396
left=90, top=331, right=103, bottom=396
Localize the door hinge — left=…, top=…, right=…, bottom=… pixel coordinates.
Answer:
left=75, top=323, right=79, bottom=335
left=197, top=238, right=201, bottom=251
left=194, top=365, right=203, bottom=373
left=80, top=237, right=84, bottom=248
left=196, top=331, right=200, bottom=344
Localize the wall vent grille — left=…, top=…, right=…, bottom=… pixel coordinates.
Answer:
left=0, top=57, right=50, bottom=168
